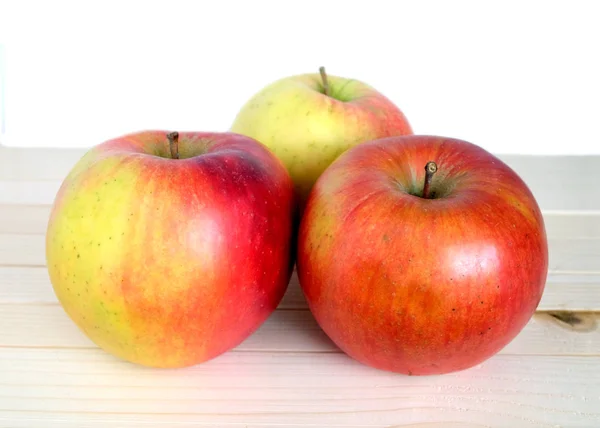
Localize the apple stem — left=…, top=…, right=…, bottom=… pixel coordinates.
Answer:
left=422, top=161, right=438, bottom=199
left=319, top=66, right=330, bottom=96
left=167, top=132, right=179, bottom=160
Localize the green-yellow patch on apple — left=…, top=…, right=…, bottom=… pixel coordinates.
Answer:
left=230, top=68, right=412, bottom=207
left=46, top=130, right=296, bottom=368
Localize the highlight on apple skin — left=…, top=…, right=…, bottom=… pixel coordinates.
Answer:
left=230, top=67, right=413, bottom=208
left=297, top=134, right=549, bottom=375
left=45, top=130, right=297, bottom=368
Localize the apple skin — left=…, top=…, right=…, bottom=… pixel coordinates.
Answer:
left=45, top=130, right=296, bottom=368
left=297, top=135, right=548, bottom=375
left=230, top=70, right=413, bottom=207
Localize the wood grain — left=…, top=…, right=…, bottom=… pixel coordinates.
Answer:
left=0, top=419, right=497, bottom=428
left=1, top=148, right=599, bottom=428
left=0, top=303, right=598, bottom=356
left=2, top=145, right=599, bottom=211
left=3, top=204, right=600, bottom=238
left=2, top=231, right=599, bottom=273
left=1, top=266, right=599, bottom=312
left=0, top=348, right=598, bottom=427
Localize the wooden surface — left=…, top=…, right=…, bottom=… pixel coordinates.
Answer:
left=0, top=145, right=599, bottom=428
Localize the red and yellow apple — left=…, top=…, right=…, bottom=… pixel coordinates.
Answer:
left=45, top=130, right=296, bottom=368
left=297, top=135, right=548, bottom=375
left=230, top=67, right=413, bottom=207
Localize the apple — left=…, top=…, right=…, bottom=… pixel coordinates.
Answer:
left=45, top=130, right=296, bottom=368
left=297, top=135, right=548, bottom=375
left=230, top=67, right=413, bottom=208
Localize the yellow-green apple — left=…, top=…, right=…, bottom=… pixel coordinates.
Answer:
left=297, top=135, right=548, bottom=375
left=230, top=67, right=413, bottom=207
left=45, top=130, right=296, bottom=368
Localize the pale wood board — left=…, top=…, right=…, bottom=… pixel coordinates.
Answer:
left=1, top=146, right=599, bottom=427
left=1, top=232, right=598, bottom=273
left=3, top=204, right=600, bottom=238
left=1, top=266, right=599, bottom=312
left=2, top=146, right=599, bottom=211
left=0, top=349, right=599, bottom=428
left=1, top=303, right=599, bottom=356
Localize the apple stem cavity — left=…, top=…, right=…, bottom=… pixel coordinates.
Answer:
left=422, top=161, right=438, bottom=199
left=167, top=132, right=180, bottom=160
left=319, top=66, right=330, bottom=96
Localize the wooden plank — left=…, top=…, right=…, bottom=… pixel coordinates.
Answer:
left=0, top=420, right=413, bottom=428
left=1, top=146, right=599, bottom=211
left=3, top=204, right=599, bottom=238
left=0, top=422, right=404, bottom=428
left=0, top=303, right=599, bottom=356
left=0, top=304, right=334, bottom=354
left=498, top=154, right=600, bottom=211
left=1, top=148, right=598, bottom=428
left=0, top=416, right=581, bottom=428
left=0, top=181, right=61, bottom=205
left=2, top=232, right=598, bottom=274
left=546, top=238, right=600, bottom=273
left=532, top=273, right=600, bottom=312
left=0, top=348, right=598, bottom=427
left=0, top=234, right=45, bottom=266
left=542, top=213, right=600, bottom=239
left=0, top=205, right=51, bottom=235
left=0, top=146, right=85, bottom=182
left=1, top=266, right=599, bottom=312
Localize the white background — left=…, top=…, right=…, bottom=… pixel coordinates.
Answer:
left=0, top=0, right=598, bottom=154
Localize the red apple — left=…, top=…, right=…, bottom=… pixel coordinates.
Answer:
left=297, top=135, right=548, bottom=375
left=46, top=130, right=296, bottom=368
